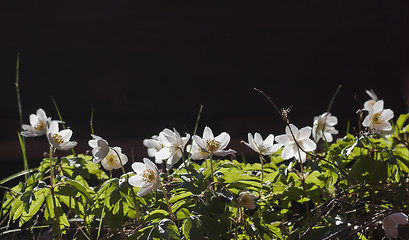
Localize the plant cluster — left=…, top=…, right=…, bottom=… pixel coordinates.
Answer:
left=1, top=89, right=409, bottom=240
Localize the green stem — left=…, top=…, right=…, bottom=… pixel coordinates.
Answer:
left=297, top=149, right=310, bottom=220
left=90, top=108, right=95, bottom=135
left=51, top=96, right=75, bottom=156
left=259, top=154, right=265, bottom=182
left=180, top=149, right=193, bottom=182
left=49, top=146, right=62, bottom=239
left=111, top=148, right=141, bottom=224
left=14, top=53, right=29, bottom=181
left=209, top=154, right=215, bottom=184
left=160, top=182, right=176, bottom=222
left=326, top=84, right=342, bottom=113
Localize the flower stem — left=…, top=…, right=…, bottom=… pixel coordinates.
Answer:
left=49, top=146, right=62, bottom=239
left=113, top=148, right=141, bottom=224
left=209, top=154, right=215, bottom=184
left=159, top=182, right=176, bottom=222
left=259, top=154, right=265, bottom=182
left=297, top=149, right=310, bottom=220
left=180, top=150, right=193, bottom=182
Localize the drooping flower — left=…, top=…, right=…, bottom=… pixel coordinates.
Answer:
left=362, top=100, right=394, bottom=133
left=275, top=124, right=316, bottom=163
left=100, top=147, right=128, bottom=171
left=382, top=212, right=409, bottom=240
left=192, top=126, right=236, bottom=157
left=238, top=191, right=257, bottom=210
left=128, top=158, right=160, bottom=197
left=363, top=89, right=378, bottom=111
left=21, top=108, right=51, bottom=137
left=155, top=128, right=190, bottom=169
left=312, top=112, right=339, bottom=143
left=243, top=132, right=281, bottom=156
left=88, top=134, right=109, bottom=163
left=47, top=121, right=77, bottom=151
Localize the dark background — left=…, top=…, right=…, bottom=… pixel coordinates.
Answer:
left=0, top=2, right=408, bottom=178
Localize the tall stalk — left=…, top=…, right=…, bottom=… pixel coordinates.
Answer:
left=49, top=146, right=62, bottom=239
left=14, top=52, right=29, bottom=180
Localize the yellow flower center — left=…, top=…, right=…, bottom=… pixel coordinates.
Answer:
left=371, top=113, right=383, bottom=124
left=206, top=139, right=221, bottom=153
left=34, top=121, right=46, bottom=131
left=142, top=169, right=157, bottom=184
left=53, top=134, right=64, bottom=144
left=105, top=153, right=118, bottom=167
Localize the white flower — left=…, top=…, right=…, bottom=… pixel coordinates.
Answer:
left=275, top=124, right=316, bottom=163
left=363, top=89, right=378, bottom=111
left=382, top=212, right=408, bottom=240
left=100, top=147, right=128, bottom=171
left=143, top=133, right=167, bottom=164
left=243, top=132, right=281, bottom=155
left=47, top=121, right=77, bottom=151
left=128, top=158, right=160, bottom=197
left=362, top=100, right=394, bottom=133
left=238, top=191, right=257, bottom=210
left=312, top=112, right=339, bottom=143
left=21, top=108, right=51, bottom=137
left=88, top=135, right=109, bottom=163
left=186, top=141, right=210, bottom=160
left=192, top=126, right=236, bottom=157
left=155, top=128, right=190, bottom=169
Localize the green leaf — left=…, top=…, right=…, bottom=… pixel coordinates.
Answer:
left=182, top=218, right=192, bottom=240
left=0, top=168, right=36, bottom=185
left=20, top=189, right=35, bottom=212
left=156, top=219, right=180, bottom=240
left=396, top=114, right=409, bottom=132
left=182, top=215, right=204, bottom=240
left=169, top=191, right=193, bottom=204
left=10, top=197, right=24, bottom=222
left=176, top=208, right=190, bottom=220
left=19, top=188, right=49, bottom=226
left=145, top=209, right=169, bottom=223
left=55, top=185, right=85, bottom=216
left=44, top=194, right=70, bottom=235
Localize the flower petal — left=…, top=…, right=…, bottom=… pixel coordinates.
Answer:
left=372, top=100, right=384, bottom=113
left=131, top=162, right=146, bottom=174
left=60, top=141, right=77, bottom=150
left=281, top=145, right=296, bottom=160
left=155, top=147, right=171, bottom=160
left=264, top=134, right=275, bottom=146
left=299, top=127, right=312, bottom=140
left=326, top=115, right=338, bottom=126
left=301, top=139, right=316, bottom=152
left=128, top=175, right=144, bottom=188
left=48, top=121, right=59, bottom=134
left=382, top=109, right=394, bottom=121
left=143, top=158, right=159, bottom=173
left=275, top=134, right=292, bottom=145
left=253, top=133, right=263, bottom=146
left=202, top=126, right=214, bottom=142
left=215, top=132, right=230, bottom=150
left=192, top=135, right=206, bottom=149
